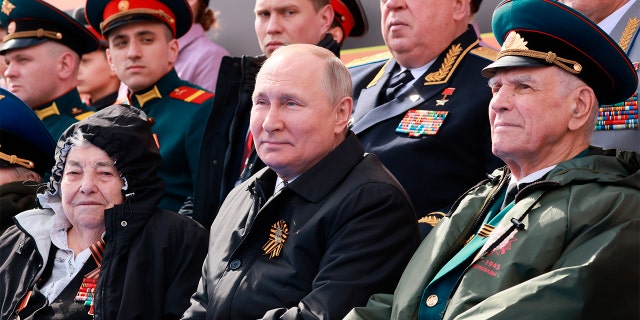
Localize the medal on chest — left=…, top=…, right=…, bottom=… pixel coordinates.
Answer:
left=396, top=88, right=455, bottom=137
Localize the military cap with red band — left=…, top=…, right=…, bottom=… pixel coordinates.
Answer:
left=482, top=0, right=638, bottom=105
left=331, top=0, right=367, bottom=37
left=0, top=0, right=99, bottom=55
left=85, top=0, right=192, bottom=38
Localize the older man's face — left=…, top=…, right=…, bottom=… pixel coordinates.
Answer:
left=61, top=143, right=124, bottom=231
left=250, top=51, right=344, bottom=181
left=488, top=66, right=580, bottom=166
left=254, top=0, right=332, bottom=57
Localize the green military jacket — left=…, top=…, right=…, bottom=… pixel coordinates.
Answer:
left=32, top=89, right=94, bottom=140
left=129, top=69, right=214, bottom=213
left=346, top=148, right=640, bottom=319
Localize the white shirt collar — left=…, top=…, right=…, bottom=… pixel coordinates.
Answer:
left=398, top=61, right=435, bottom=86
left=509, top=165, right=556, bottom=191
left=598, top=0, right=636, bottom=34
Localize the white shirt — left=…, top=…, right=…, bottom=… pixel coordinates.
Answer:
left=598, top=0, right=637, bottom=34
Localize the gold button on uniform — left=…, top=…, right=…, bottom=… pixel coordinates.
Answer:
left=426, top=294, right=438, bottom=307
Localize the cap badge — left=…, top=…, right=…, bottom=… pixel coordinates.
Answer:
left=262, top=220, right=289, bottom=259
left=499, top=31, right=582, bottom=74
left=118, top=0, right=130, bottom=12
left=1, top=0, right=14, bottom=15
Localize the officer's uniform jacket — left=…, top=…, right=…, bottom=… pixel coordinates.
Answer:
left=592, top=0, right=640, bottom=152
left=183, top=132, right=422, bottom=319
left=348, top=26, right=504, bottom=236
left=345, top=148, right=640, bottom=320
left=129, top=69, right=214, bottom=213
left=32, top=89, right=94, bottom=140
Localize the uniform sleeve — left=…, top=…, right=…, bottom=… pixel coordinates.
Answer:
left=450, top=218, right=640, bottom=320
left=258, top=181, right=421, bottom=319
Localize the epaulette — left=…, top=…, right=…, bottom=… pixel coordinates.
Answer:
left=470, top=46, right=499, bottom=61
left=346, top=51, right=393, bottom=69
left=169, top=86, right=214, bottom=104
left=75, top=111, right=94, bottom=121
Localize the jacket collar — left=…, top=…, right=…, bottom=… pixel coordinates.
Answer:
left=267, top=131, right=365, bottom=203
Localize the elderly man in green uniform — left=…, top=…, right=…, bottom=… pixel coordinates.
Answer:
left=345, top=0, right=639, bottom=318
left=85, top=0, right=215, bottom=214
left=0, top=0, right=98, bottom=140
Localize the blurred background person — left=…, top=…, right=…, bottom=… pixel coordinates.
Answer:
left=176, top=0, right=230, bottom=92
left=0, top=22, right=7, bottom=88
left=73, top=7, right=121, bottom=111
left=0, top=88, right=55, bottom=233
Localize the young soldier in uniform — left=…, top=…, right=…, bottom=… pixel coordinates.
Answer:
left=85, top=0, right=215, bottom=214
left=0, top=0, right=99, bottom=139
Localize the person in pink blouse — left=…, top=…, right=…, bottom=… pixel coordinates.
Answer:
left=176, top=0, right=230, bottom=92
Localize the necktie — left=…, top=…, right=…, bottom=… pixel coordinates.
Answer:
left=501, top=185, right=518, bottom=210
left=382, top=69, right=414, bottom=103
left=502, top=182, right=532, bottom=209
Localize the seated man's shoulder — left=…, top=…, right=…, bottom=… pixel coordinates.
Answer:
left=346, top=51, right=393, bottom=70
left=468, top=44, right=499, bottom=62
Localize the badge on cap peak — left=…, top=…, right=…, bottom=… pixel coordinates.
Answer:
left=1, top=0, right=14, bottom=15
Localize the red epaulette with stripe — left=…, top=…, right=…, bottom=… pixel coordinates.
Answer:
left=169, top=86, right=214, bottom=104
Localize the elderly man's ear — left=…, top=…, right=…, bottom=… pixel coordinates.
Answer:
left=334, top=96, right=353, bottom=133
left=568, top=86, right=597, bottom=132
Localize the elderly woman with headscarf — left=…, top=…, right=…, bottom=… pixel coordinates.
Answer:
left=0, top=104, right=209, bottom=319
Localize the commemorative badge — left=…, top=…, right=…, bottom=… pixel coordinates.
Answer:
left=262, top=220, right=289, bottom=259
left=396, top=110, right=449, bottom=137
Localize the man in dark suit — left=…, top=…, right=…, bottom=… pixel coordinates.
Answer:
left=348, top=0, right=504, bottom=236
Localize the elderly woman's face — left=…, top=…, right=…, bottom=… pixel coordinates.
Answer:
left=61, top=143, right=125, bottom=230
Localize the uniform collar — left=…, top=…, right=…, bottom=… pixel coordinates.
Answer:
left=131, top=69, right=182, bottom=108
left=33, top=89, right=88, bottom=120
